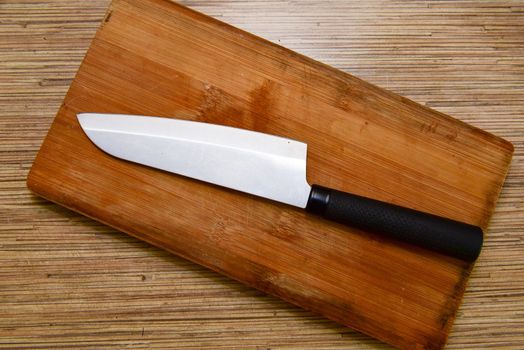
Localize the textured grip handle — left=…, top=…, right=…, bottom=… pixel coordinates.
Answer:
left=306, top=185, right=483, bottom=261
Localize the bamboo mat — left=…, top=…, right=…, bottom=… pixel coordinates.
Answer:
left=1, top=1, right=523, bottom=349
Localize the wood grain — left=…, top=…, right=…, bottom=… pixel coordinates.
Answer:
left=25, top=0, right=514, bottom=348
left=1, top=1, right=523, bottom=349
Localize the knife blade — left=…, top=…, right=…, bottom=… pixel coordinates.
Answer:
left=77, top=113, right=483, bottom=261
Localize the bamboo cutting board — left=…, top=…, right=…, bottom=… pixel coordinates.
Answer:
left=27, top=0, right=513, bottom=349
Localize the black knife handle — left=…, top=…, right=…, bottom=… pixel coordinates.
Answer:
left=306, top=185, right=483, bottom=262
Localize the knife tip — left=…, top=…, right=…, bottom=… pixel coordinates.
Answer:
left=76, top=113, right=89, bottom=126
left=77, top=113, right=105, bottom=130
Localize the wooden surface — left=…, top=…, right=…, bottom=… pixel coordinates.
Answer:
left=24, top=0, right=515, bottom=348
left=24, top=0, right=514, bottom=348
left=1, top=1, right=523, bottom=349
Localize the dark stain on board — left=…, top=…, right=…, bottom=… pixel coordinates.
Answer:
left=104, top=10, right=113, bottom=23
left=197, top=83, right=244, bottom=128
left=438, top=265, right=471, bottom=331
left=249, top=80, right=277, bottom=132
left=197, top=80, right=277, bottom=133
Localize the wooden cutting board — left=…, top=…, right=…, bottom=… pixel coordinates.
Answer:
left=27, top=0, right=513, bottom=349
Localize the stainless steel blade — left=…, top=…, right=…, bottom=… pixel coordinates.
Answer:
left=77, top=113, right=312, bottom=208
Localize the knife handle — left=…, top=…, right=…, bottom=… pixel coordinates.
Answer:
left=306, top=185, right=483, bottom=262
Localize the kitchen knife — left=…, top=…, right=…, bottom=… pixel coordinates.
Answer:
left=77, top=113, right=483, bottom=261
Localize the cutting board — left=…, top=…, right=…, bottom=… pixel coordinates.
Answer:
left=27, top=0, right=513, bottom=349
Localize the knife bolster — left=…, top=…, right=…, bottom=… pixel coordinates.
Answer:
left=305, top=185, right=331, bottom=215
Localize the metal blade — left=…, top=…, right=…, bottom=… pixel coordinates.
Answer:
left=77, top=113, right=312, bottom=208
